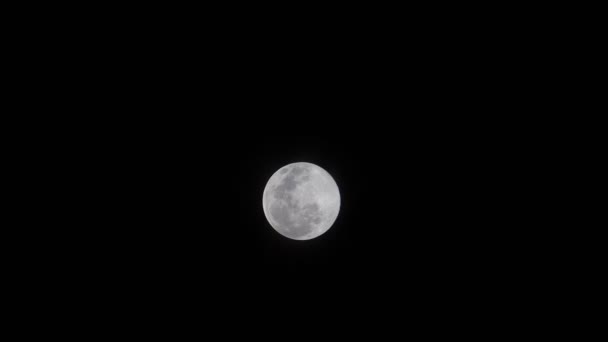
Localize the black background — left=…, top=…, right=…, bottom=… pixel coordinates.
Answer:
left=58, top=95, right=533, bottom=318
left=21, top=11, right=559, bottom=331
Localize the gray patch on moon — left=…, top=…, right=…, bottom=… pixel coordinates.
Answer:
left=270, top=202, right=291, bottom=229
left=292, top=203, right=321, bottom=239
left=301, top=203, right=320, bottom=218
left=301, top=204, right=321, bottom=229
left=270, top=202, right=315, bottom=239
left=275, top=173, right=298, bottom=192
left=291, top=166, right=304, bottom=175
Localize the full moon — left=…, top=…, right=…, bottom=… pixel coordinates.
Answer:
left=263, top=162, right=341, bottom=240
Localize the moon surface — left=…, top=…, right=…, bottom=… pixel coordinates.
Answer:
left=263, top=162, right=341, bottom=240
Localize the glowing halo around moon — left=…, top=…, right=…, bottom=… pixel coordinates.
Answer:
left=262, top=162, right=341, bottom=240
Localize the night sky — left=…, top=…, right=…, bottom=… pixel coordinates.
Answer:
left=27, top=71, right=552, bottom=337
left=14, top=5, right=565, bottom=334
left=69, top=113, right=530, bottom=314
left=35, top=57, right=543, bottom=329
